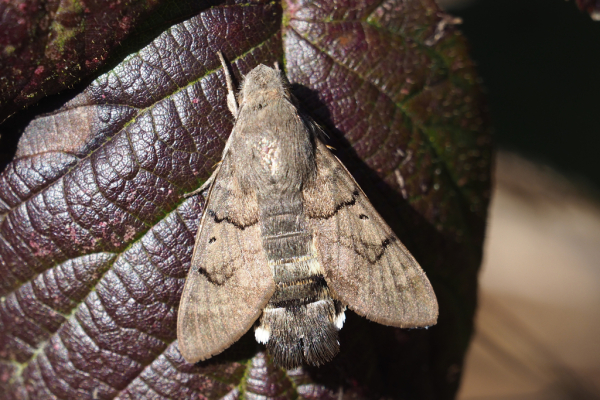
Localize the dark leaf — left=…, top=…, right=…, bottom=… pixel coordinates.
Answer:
left=0, top=0, right=175, bottom=123
left=0, top=0, right=491, bottom=398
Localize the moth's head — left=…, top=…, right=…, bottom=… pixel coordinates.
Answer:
left=239, top=64, right=290, bottom=104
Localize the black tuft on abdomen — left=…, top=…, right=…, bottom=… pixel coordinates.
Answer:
left=260, top=297, right=344, bottom=369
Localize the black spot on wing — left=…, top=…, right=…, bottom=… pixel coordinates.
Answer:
left=207, top=208, right=253, bottom=230
left=320, top=188, right=359, bottom=220
left=197, top=266, right=233, bottom=286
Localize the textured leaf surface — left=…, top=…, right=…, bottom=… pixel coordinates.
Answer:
left=0, top=0, right=491, bottom=399
left=0, top=0, right=170, bottom=123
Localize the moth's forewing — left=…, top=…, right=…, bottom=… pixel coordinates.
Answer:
left=177, top=157, right=275, bottom=363
left=304, top=140, right=439, bottom=328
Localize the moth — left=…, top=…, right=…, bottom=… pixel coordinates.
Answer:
left=177, top=52, right=438, bottom=369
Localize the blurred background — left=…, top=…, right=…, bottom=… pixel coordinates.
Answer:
left=436, top=0, right=600, bottom=398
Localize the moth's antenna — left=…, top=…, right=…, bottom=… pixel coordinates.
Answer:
left=217, top=51, right=239, bottom=115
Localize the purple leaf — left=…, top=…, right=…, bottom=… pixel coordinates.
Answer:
left=0, top=1, right=491, bottom=398
left=0, top=0, right=166, bottom=123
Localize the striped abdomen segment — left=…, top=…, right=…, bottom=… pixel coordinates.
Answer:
left=255, top=192, right=345, bottom=369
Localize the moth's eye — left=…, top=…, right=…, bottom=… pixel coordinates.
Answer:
left=359, top=214, right=369, bottom=220
left=209, top=237, right=217, bottom=244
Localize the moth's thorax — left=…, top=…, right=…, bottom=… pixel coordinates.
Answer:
left=231, top=98, right=316, bottom=195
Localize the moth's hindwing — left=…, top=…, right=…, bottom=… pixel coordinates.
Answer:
left=177, top=158, right=275, bottom=363
left=304, top=140, right=439, bottom=328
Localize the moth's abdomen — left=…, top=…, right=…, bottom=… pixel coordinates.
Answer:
left=257, top=192, right=345, bottom=369
left=259, top=298, right=344, bottom=369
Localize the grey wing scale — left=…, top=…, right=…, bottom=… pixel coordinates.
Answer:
left=304, top=140, right=438, bottom=328
left=177, top=158, right=275, bottom=363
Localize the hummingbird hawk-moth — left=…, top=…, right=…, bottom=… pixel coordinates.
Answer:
left=177, top=52, right=438, bottom=369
